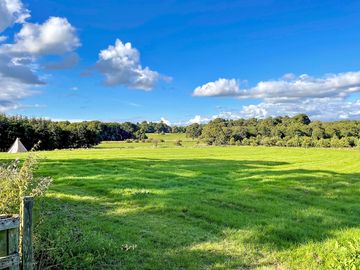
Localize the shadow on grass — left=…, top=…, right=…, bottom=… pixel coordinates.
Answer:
left=8, top=157, right=359, bottom=269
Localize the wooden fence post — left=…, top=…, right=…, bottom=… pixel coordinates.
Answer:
left=20, top=197, right=33, bottom=270
left=0, top=215, right=20, bottom=270
left=8, top=225, right=19, bottom=270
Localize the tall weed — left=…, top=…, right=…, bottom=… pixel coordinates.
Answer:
left=0, top=154, right=52, bottom=214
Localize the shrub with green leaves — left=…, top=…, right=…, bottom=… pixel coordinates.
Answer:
left=0, top=154, right=52, bottom=214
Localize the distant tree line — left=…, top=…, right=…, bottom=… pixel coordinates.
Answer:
left=0, top=115, right=173, bottom=151
left=1, top=114, right=359, bottom=151
left=186, top=114, right=360, bottom=148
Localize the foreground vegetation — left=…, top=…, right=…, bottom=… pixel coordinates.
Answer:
left=1, top=140, right=359, bottom=269
left=0, top=154, right=52, bottom=214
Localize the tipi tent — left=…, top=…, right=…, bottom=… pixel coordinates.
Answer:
left=8, top=138, right=28, bottom=153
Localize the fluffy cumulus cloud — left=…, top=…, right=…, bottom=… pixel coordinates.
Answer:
left=0, top=35, right=8, bottom=42
left=1, top=17, right=80, bottom=55
left=193, top=72, right=360, bottom=100
left=0, top=0, right=80, bottom=112
left=193, top=71, right=360, bottom=120
left=95, top=39, right=165, bottom=90
left=0, top=55, right=42, bottom=84
left=188, top=115, right=211, bottom=124
left=0, top=0, right=29, bottom=32
left=160, top=117, right=171, bottom=125
left=188, top=98, right=360, bottom=123
left=0, top=54, right=42, bottom=111
left=0, top=74, right=38, bottom=112
left=0, top=55, right=41, bottom=112
left=193, top=78, right=240, bottom=97
left=238, top=98, right=360, bottom=120
left=237, top=71, right=360, bottom=102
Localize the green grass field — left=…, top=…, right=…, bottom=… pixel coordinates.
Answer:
left=0, top=140, right=359, bottom=269
left=95, top=133, right=198, bottom=149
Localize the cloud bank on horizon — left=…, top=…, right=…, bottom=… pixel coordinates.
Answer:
left=192, top=72, right=360, bottom=121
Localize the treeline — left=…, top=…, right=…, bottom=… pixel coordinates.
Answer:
left=186, top=114, right=360, bottom=148
left=1, top=114, right=360, bottom=151
left=0, top=115, right=177, bottom=151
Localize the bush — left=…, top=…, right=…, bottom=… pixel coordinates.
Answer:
left=339, top=137, right=351, bottom=148
left=275, top=140, right=285, bottom=147
left=301, top=137, right=314, bottom=148
left=354, top=138, right=360, bottom=147
left=347, top=137, right=357, bottom=147
left=0, top=155, right=52, bottom=214
left=249, top=137, right=260, bottom=146
left=229, top=137, right=236, bottom=145
left=315, top=138, right=331, bottom=148
left=286, top=137, right=301, bottom=147
left=241, top=138, right=250, bottom=145
left=260, top=137, right=272, bottom=146
left=330, top=137, right=339, bottom=148
left=125, top=139, right=133, bottom=143
left=330, top=136, right=351, bottom=148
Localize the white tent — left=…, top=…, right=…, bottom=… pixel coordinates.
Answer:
left=8, top=138, right=28, bottom=153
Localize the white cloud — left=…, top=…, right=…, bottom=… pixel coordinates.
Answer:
left=0, top=36, right=8, bottom=42
left=0, top=54, right=42, bottom=84
left=190, top=98, right=360, bottom=122
left=0, top=73, right=39, bottom=112
left=193, top=71, right=360, bottom=120
left=188, top=115, right=211, bottom=124
left=187, top=113, right=243, bottom=125
left=44, top=117, right=85, bottom=122
left=0, top=53, right=43, bottom=112
left=194, top=72, right=360, bottom=100
left=0, top=0, right=29, bottom=32
left=0, top=2, right=80, bottom=113
left=160, top=117, right=171, bottom=126
left=281, top=73, right=296, bottom=81
left=238, top=98, right=360, bottom=120
left=1, top=17, right=80, bottom=55
left=237, top=71, right=360, bottom=102
left=193, top=78, right=240, bottom=97
left=95, top=39, right=165, bottom=90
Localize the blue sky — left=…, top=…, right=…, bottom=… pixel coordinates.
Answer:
left=1, top=0, right=360, bottom=124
